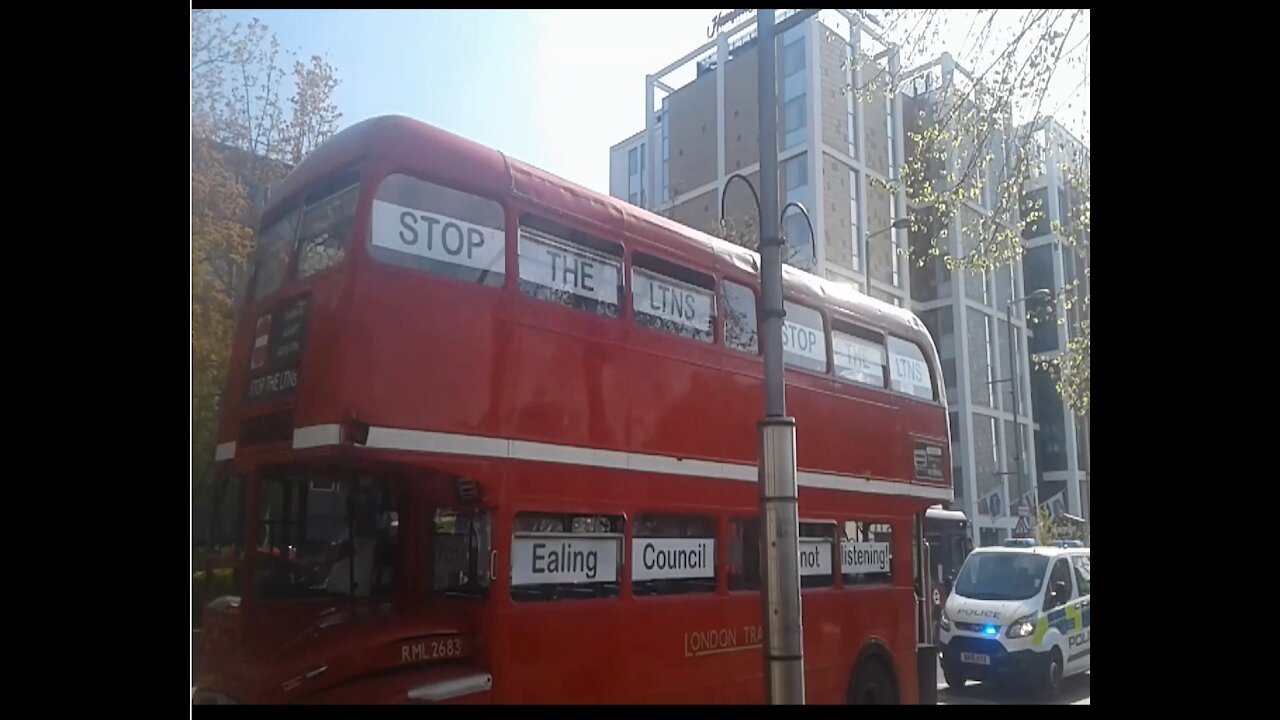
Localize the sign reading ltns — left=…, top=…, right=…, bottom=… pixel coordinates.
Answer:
left=841, top=541, right=891, bottom=574
left=889, top=351, right=929, bottom=396
left=372, top=199, right=505, bottom=273
left=519, top=230, right=621, bottom=305
left=633, top=269, right=715, bottom=336
left=632, top=538, right=715, bottom=581
left=511, top=534, right=620, bottom=585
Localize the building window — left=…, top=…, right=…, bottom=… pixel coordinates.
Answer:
left=628, top=146, right=638, bottom=175
left=785, top=153, right=807, bottom=191
left=783, top=37, right=806, bottom=77
left=885, top=89, right=896, bottom=180
left=849, top=168, right=861, bottom=272
left=783, top=96, right=807, bottom=150
left=1021, top=187, right=1050, bottom=239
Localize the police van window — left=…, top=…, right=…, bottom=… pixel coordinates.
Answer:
left=728, top=517, right=761, bottom=591
left=370, top=173, right=506, bottom=288
left=832, top=321, right=887, bottom=389
left=782, top=301, right=827, bottom=372
left=518, top=215, right=623, bottom=318
left=1071, top=554, right=1090, bottom=595
left=1045, top=557, right=1075, bottom=610
left=632, top=514, right=716, bottom=596
left=433, top=508, right=491, bottom=599
left=842, top=521, right=894, bottom=586
left=722, top=280, right=759, bottom=354
left=799, top=522, right=836, bottom=589
left=632, top=253, right=716, bottom=343
left=510, top=512, right=624, bottom=602
left=887, top=335, right=934, bottom=400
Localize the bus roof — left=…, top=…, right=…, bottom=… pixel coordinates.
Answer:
left=265, top=115, right=938, bottom=355
left=925, top=506, right=967, bottom=523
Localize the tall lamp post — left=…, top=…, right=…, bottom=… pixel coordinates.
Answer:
left=995, top=288, right=1052, bottom=534
left=863, top=218, right=911, bottom=293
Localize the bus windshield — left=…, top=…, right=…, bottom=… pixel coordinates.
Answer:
left=255, top=474, right=398, bottom=601
left=952, top=552, right=1049, bottom=601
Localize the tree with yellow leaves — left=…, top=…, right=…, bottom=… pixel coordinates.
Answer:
left=191, top=9, right=342, bottom=495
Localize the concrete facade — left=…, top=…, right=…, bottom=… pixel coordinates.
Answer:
left=608, top=11, right=1087, bottom=546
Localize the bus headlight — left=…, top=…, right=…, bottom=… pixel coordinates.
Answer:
left=1006, top=616, right=1035, bottom=639
left=938, top=612, right=950, bottom=632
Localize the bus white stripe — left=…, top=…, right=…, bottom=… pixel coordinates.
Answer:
left=350, top=424, right=952, bottom=501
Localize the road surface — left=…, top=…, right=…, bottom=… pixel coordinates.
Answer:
left=937, top=658, right=1090, bottom=705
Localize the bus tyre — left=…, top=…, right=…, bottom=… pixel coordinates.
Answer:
left=1039, top=649, right=1064, bottom=700
left=848, top=658, right=898, bottom=705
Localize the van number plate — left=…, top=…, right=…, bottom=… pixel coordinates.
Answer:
left=960, top=652, right=990, bottom=666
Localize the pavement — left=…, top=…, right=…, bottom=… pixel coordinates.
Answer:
left=937, top=658, right=1090, bottom=705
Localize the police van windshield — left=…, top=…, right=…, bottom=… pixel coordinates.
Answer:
left=953, top=552, right=1050, bottom=601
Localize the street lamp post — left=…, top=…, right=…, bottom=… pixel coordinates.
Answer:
left=716, top=9, right=818, bottom=705
left=1000, top=288, right=1052, bottom=532
left=862, top=218, right=911, bottom=294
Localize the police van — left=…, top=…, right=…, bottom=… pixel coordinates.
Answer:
left=937, top=545, right=1090, bottom=698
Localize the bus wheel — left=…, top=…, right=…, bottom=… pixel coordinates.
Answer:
left=848, top=658, right=898, bottom=705
left=1039, top=649, right=1064, bottom=700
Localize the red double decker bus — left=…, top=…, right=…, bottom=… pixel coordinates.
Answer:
left=192, top=115, right=953, bottom=705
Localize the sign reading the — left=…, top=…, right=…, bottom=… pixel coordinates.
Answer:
left=834, top=333, right=886, bottom=385
left=371, top=199, right=505, bottom=273
left=632, top=538, right=715, bottom=581
left=511, top=534, right=620, bottom=586
left=518, top=230, right=620, bottom=305
left=841, top=541, right=891, bottom=574
left=632, top=269, right=715, bottom=336
left=798, top=538, right=833, bottom=576
left=913, top=441, right=946, bottom=482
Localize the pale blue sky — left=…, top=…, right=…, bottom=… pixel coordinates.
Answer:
left=224, top=9, right=1087, bottom=195
left=225, top=9, right=720, bottom=194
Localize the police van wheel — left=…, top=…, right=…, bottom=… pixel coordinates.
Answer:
left=1040, top=649, right=1064, bottom=700
left=942, top=664, right=966, bottom=689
